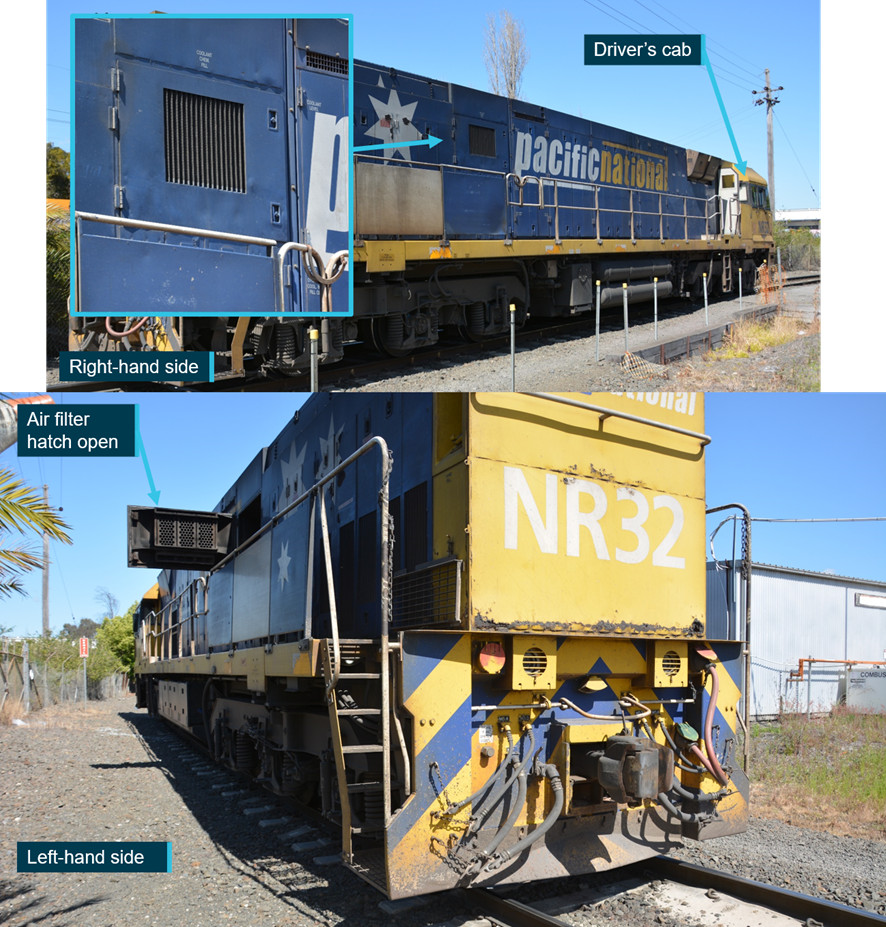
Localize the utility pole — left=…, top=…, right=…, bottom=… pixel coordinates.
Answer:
left=753, top=70, right=783, bottom=214
left=42, top=485, right=50, bottom=638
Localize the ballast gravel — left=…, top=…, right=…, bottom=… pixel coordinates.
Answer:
left=338, top=283, right=820, bottom=394
left=46, top=281, right=819, bottom=394
left=2, top=699, right=880, bottom=927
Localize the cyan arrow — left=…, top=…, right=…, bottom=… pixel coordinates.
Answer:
left=701, top=36, right=747, bottom=177
left=134, top=406, right=161, bottom=505
left=354, top=134, right=443, bottom=153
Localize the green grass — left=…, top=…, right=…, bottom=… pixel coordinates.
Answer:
left=783, top=334, right=821, bottom=392
left=750, top=708, right=886, bottom=838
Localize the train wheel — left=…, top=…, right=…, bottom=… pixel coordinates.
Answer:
left=367, top=316, right=411, bottom=357
left=456, top=325, right=487, bottom=343
left=456, top=306, right=524, bottom=343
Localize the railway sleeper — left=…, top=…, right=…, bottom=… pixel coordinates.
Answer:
left=142, top=674, right=392, bottom=827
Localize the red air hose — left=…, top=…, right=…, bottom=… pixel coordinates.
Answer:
left=105, top=316, right=151, bottom=339
left=702, top=663, right=730, bottom=786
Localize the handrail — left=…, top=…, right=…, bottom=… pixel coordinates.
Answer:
left=140, top=576, right=208, bottom=661
left=275, top=244, right=349, bottom=316
left=75, top=212, right=346, bottom=314
left=74, top=211, right=278, bottom=246
left=354, top=155, right=724, bottom=246
left=212, top=436, right=391, bottom=574
left=525, top=393, right=711, bottom=446
left=319, top=487, right=341, bottom=696
left=706, top=502, right=751, bottom=773
left=507, top=175, right=714, bottom=239
left=140, top=437, right=392, bottom=669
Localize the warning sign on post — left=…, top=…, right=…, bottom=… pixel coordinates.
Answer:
left=79, top=637, right=89, bottom=658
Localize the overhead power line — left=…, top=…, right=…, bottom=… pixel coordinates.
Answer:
left=774, top=110, right=820, bottom=205
left=712, top=515, right=886, bottom=524
left=749, top=518, right=886, bottom=524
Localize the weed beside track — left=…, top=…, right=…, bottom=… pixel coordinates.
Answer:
left=748, top=708, right=886, bottom=840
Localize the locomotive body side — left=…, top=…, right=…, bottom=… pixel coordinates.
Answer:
left=132, top=393, right=747, bottom=898
left=71, top=17, right=350, bottom=374
left=69, top=27, right=773, bottom=373
left=352, top=61, right=774, bottom=354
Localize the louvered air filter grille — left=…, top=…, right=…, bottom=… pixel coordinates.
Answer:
left=306, top=50, right=348, bottom=74
left=163, top=88, right=246, bottom=193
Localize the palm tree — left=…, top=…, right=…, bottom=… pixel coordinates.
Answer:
left=0, top=468, right=72, bottom=599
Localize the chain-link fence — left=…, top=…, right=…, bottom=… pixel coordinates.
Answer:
left=1, top=639, right=130, bottom=717
left=47, top=209, right=70, bottom=365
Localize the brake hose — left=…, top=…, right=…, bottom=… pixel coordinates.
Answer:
left=472, top=727, right=535, bottom=846
left=477, top=750, right=530, bottom=861
left=657, top=790, right=715, bottom=824
left=639, top=722, right=727, bottom=803
left=485, top=763, right=564, bottom=871
left=105, top=316, right=150, bottom=339
left=653, top=719, right=708, bottom=775
left=669, top=776, right=729, bottom=803
left=444, top=727, right=516, bottom=817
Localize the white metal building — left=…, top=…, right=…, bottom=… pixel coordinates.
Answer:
left=706, top=561, right=886, bottom=718
left=774, top=207, right=821, bottom=234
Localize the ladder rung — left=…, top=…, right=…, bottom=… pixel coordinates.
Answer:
left=338, top=708, right=382, bottom=716
left=342, top=744, right=384, bottom=754
left=346, top=782, right=384, bottom=793
left=326, top=814, right=383, bottom=837
left=337, top=673, right=380, bottom=680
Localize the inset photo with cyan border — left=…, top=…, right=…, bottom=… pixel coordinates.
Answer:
left=71, top=14, right=353, bottom=332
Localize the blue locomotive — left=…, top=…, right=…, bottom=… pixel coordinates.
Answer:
left=70, top=19, right=773, bottom=374
left=351, top=60, right=773, bottom=355
left=71, top=16, right=350, bottom=375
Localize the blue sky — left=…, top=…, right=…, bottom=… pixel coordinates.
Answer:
left=46, top=0, right=820, bottom=210
left=2, top=392, right=883, bottom=638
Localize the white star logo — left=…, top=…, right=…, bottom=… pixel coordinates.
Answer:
left=280, top=440, right=306, bottom=506
left=277, top=542, right=291, bottom=590
left=318, top=414, right=344, bottom=482
left=365, top=82, right=423, bottom=162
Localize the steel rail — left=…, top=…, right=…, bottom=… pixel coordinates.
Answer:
left=466, top=858, right=886, bottom=927
left=462, top=888, right=568, bottom=927
left=647, top=857, right=886, bottom=927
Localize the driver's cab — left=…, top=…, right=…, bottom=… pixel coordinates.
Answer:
left=736, top=167, right=773, bottom=244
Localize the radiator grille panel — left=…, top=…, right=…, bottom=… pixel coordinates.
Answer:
left=306, top=50, right=348, bottom=75
left=392, top=559, right=462, bottom=630
left=469, top=124, right=496, bottom=158
left=164, top=88, right=246, bottom=193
